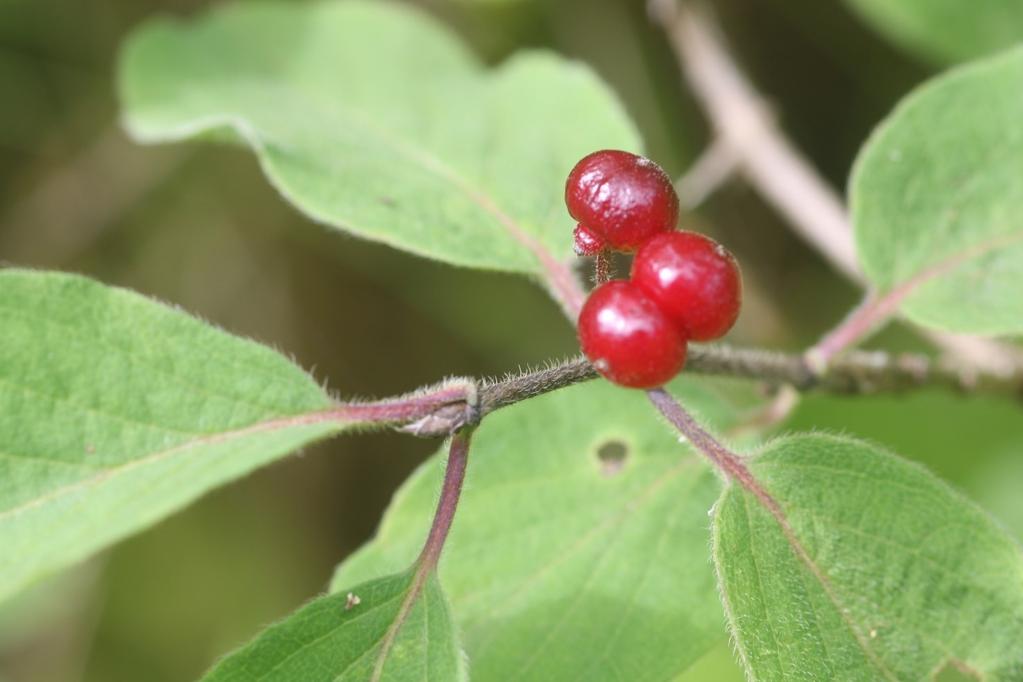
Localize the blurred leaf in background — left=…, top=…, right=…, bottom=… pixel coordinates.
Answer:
left=851, top=47, right=1023, bottom=335
left=119, top=0, right=641, bottom=278
left=844, top=0, right=1023, bottom=65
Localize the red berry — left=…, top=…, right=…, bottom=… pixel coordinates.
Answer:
left=577, top=281, right=687, bottom=389
left=573, top=223, right=606, bottom=256
left=631, top=231, right=742, bottom=342
left=565, top=150, right=679, bottom=252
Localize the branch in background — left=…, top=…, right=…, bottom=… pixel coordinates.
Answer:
left=0, top=126, right=185, bottom=265
left=727, top=385, right=800, bottom=438
left=917, top=330, right=1023, bottom=378
left=650, top=0, right=857, bottom=276
left=649, top=0, right=1023, bottom=376
left=675, top=138, right=739, bottom=208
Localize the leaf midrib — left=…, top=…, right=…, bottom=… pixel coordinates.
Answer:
left=727, top=474, right=902, bottom=680
left=881, top=226, right=1023, bottom=305
left=254, top=588, right=408, bottom=682
left=0, top=409, right=345, bottom=523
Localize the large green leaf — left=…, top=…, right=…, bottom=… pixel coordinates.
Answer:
left=714, top=433, right=1023, bottom=680
left=851, top=47, right=1023, bottom=336
left=332, top=378, right=762, bottom=681
left=204, top=571, right=465, bottom=681
left=118, top=0, right=639, bottom=275
left=845, top=0, right=1023, bottom=65
left=0, top=270, right=344, bottom=604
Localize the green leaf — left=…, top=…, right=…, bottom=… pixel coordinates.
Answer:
left=844, top=0, right=1023, bottom=65
left=0, top=269, right=343, bottom=604
left=204, top=571, right=465, bottom=682
left=332, top=378, right=762, bottom=681
left=714, top=433, right=1023, bottom=680
left=851, top=47, right=1023, bottom=335
left=118, top=0, right=639, bottom=275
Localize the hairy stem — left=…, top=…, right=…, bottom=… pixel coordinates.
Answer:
left=647, top=387, right=748, bottom=481
left=646, top=388, right=787, bottom=517
left=335, top=344, right=1021, bottom=439
left=343, top=382, right=473, bottom=420
left=417, top=428, right=473, bottom=571
left=369, top=429, right=474, bottom=681
left=477, top=356, right=596, bottom=416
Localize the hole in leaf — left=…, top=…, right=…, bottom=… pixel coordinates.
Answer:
left=595, top=440, right=629, bottom=476
left=933, top=660, right=981, bottom=682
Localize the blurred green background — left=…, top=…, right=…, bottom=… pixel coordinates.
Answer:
left=0, top=0, right=1019, bottom=680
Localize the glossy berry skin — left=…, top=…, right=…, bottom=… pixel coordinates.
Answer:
left=565, top=150, right=679, bottom=252
left=577, top=281, right=687, bottom=389
left=631, top=231, right=742, bottom=342
left=573, top=223, right=606, bottom=256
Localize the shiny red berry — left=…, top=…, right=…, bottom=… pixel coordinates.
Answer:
left=577, top=281, right=687, bottom=388
left=631, top=231, right=742, bottom=342
left=565, top=150, right=679, bottom=252
left=573, top=223, right=606, bottom=256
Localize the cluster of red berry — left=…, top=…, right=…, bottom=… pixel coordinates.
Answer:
left=566, top=150, right=742, bottom=389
